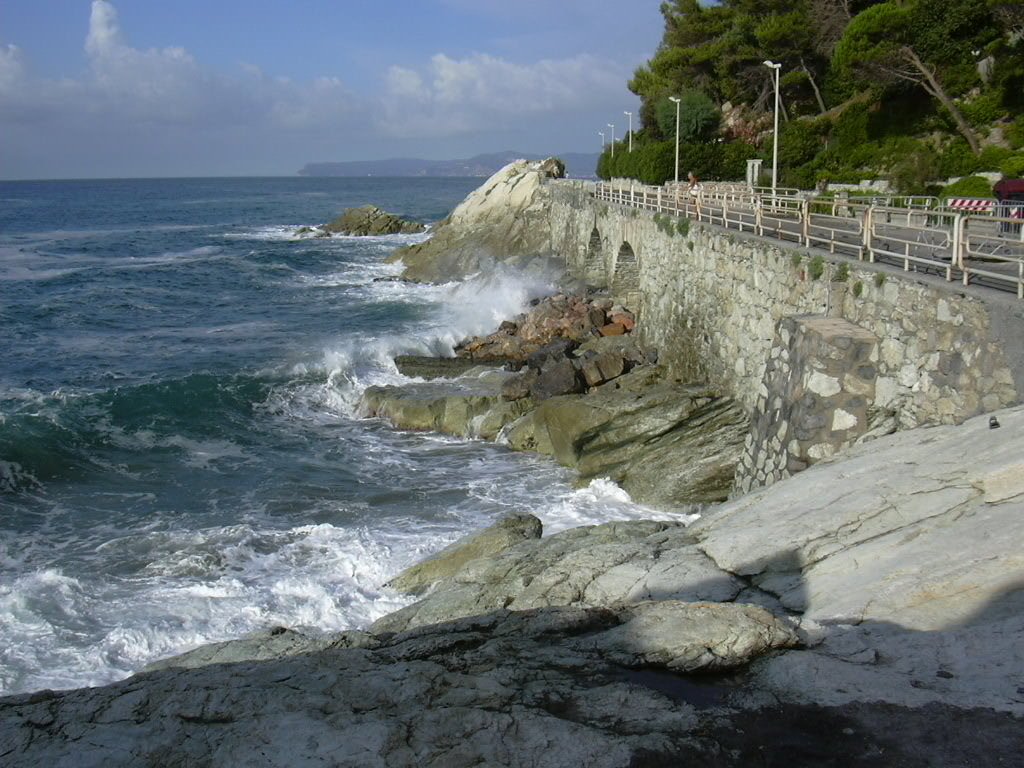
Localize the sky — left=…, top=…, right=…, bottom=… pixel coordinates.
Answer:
left=0, top=1, right=665, bottom=179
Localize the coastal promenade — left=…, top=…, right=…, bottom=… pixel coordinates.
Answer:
left=592, top=179, right=1024, bottom=299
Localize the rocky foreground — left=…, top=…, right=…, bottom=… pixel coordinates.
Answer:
left=2, top=405, right=1022, bottom=766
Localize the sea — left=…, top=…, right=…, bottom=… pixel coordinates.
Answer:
left=0, top=176, right=672, bottom=697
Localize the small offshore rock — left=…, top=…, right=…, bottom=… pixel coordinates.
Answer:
left=322, top=205, right=425, bottom=236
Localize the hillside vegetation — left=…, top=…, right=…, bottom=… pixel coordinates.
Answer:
left=600, top=0, right=1024, bottom=195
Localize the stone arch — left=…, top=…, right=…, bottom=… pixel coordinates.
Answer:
left=613, top=240, right=639, bottom=295
left=584, top=227, right=607, bottom=287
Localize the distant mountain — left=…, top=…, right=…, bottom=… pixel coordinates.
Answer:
left=298, top=151, right=600, bottom=179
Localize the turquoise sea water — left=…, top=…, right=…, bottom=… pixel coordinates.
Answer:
left=0, top=177, right=664, bottom=696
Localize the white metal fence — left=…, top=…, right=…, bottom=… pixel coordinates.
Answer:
left=591, top=180, right=1024, bottom=299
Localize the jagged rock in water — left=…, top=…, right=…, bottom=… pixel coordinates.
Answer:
left=359, top=368, right=533, bottom=440
left=322, top=205, right=425, bottom=236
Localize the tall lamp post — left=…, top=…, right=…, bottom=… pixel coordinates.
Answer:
left=607, top=124, right=615, bottom=158
left=598, top=131, right=605, bottom=149
left=668, top=96, right=681, bottom=185
left=624, top=111, right=633, bottom=153
left=763, top=60, right=781, bottom=195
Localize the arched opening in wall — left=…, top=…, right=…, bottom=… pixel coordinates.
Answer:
left=613, top=241, right=640, bottom=296
left=585, top=227, right=607, bottom=288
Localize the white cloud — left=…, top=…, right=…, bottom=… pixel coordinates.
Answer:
left=0, top=1, right=362, bottom=130
left=380, top=52, right=625, bottom=138
left=0, top=0, right=635, bottom=176
left=0, top=44, right=26, bottom=92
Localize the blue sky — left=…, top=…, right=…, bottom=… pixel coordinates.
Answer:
left=0, top=1, right=664, bottom=178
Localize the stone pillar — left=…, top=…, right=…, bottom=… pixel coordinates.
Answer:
left=734, top=315, right=879, bottom=495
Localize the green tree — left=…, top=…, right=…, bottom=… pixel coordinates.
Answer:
left=834, top=0, right=998, bottom=154
left=654, top=91, right=721, bottom=143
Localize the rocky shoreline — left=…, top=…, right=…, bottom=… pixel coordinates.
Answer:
left=2, top=159, right=1022, bottom=766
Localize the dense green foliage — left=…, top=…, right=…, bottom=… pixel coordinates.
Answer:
left=599, top=0, right=1024, bottom=192
left=941, top=175, right=996, bottom=198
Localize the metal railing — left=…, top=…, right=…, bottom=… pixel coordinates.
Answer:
left=591, top=179, right=1024, bottom=299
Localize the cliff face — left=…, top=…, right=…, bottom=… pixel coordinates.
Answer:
left=387, top=158, right=565, bottom=282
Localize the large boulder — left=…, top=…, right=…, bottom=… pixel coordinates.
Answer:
left=322, top=205, right=425, bottom=236
left=387, top=159, right=564, bottom=282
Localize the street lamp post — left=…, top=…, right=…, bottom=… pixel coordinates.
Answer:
left=668, top=96, right=681, bottom=185
left=598, top=131, right=605, bottom=150
left=624, top=111, right=633, bottom=153
left=763, top=60, right=782, bottom=195
left=607, top=124, right=615, bottom=158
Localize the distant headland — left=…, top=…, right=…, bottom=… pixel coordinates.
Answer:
left=297, top=150, right=599, bottom=179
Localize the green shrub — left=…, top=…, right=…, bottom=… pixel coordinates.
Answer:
left=790, top=252, right=803, bottom=268
left=1007, top=116, right=1024, bottom=149
left=1000, top=154, right=1024, bottom=178
left=941, top=175, right=995, bottom=198
left=888, top=142, right=941, bottom=194
left=960, top=91, right=1006, bottom=128
left=938, top=139, right=981, bottom=178
left=808, top=255, right=826, bottom=281
left=853, top=281, right=865, bottom=298
left=677, top=219, right=690, bottom=237
left=834, top=262, right=850, bottom=282
left=874, top=272, right=887, bottom=287
left=977, top=145, right=1013, bottom=171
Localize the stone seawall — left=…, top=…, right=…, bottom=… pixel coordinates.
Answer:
left=548, top=181, right=1020, bottom=487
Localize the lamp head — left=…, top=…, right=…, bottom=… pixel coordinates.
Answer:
left=668, top=96, right=681, bottom=103
left=763, top=60, right=780, bottom=69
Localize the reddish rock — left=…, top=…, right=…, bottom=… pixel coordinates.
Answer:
left=610, top=312, right=635, bottom=332
left=600, top=323, right=627, bottom=337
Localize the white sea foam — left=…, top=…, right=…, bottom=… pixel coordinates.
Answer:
left=225, top=225, right=431, bottom=246
left=0, top=516, right=465, bottom=694
left=535, top=479, right=702, bottom=534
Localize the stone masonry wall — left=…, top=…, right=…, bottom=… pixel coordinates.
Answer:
left=548, top=182, right=1019, bottom=436
left=733, top=316, right=879, bottom=495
